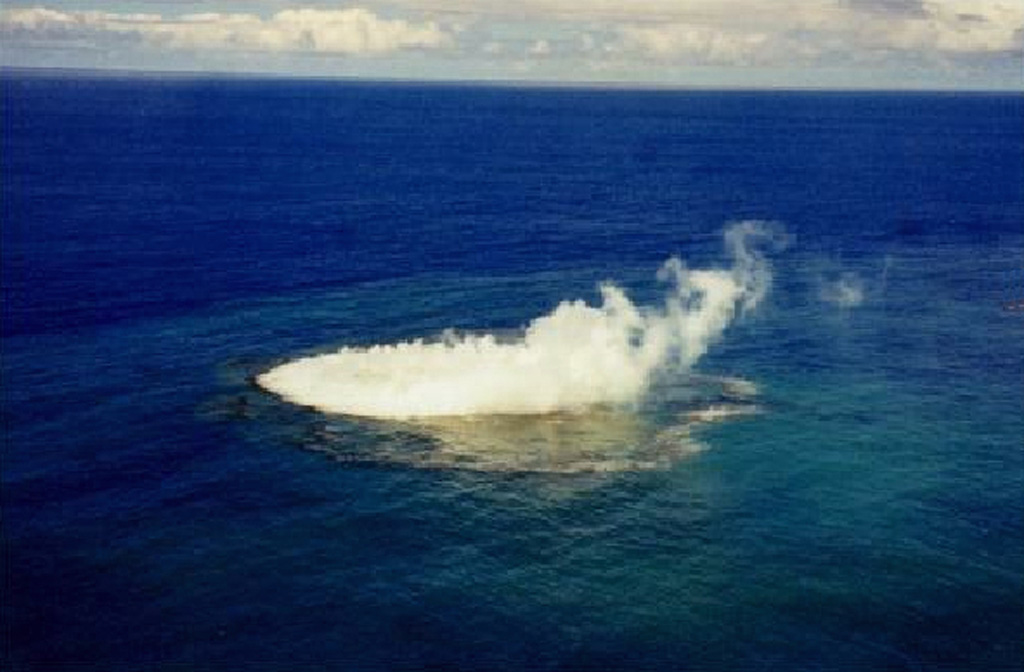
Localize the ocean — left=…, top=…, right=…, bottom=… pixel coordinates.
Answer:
left=2, top=72, right=1022, bottom=670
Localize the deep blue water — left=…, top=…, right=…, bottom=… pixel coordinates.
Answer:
left=2, top=73, right=1023, bottom=670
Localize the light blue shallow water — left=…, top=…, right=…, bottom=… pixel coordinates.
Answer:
left=2, top=75, right=1023, bottom=670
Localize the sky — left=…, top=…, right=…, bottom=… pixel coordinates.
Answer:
left=1, top=1, right=1022, bottom=89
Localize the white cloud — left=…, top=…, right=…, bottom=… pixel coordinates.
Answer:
left=482, top=41, right=503, bottom=55
left=617, top=25, right=770, bottom=65
left=0, top=6, right=453, bottom=55
left=605, top=0, right=1023, bottom=65
left=389, top=0, right=1023, bottom=58
left=528, top=39, right=552, bottom=56
left=1, top=1, right=1021, bottom=85
left=383, top=0, right=779, bottom=23
left=878, top=1, right=1023, bottom=54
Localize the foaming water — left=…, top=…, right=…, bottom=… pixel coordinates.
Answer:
left=258, top=222, right=782, bottom=419
left=293, top=375, right=763, bottom=474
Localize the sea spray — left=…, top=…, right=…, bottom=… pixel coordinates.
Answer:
left=258, top=221, right=783, bottom=418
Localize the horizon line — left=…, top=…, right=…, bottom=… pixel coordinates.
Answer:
left=3, top=65, right=1023, bottom=96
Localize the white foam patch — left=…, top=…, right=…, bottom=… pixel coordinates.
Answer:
left=720, top=376, right=759, bottom=399
left=402, top=411, right=702, bottom=473
left=684, top=404, right=762, bottom=423
left=258, top=221, right=781, bottom=419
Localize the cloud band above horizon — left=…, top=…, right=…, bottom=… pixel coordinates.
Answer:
left=2, top=1, right=1022, bottom=89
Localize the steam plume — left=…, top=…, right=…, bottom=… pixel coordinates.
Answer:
left=258, top=221, right=781, bottom=418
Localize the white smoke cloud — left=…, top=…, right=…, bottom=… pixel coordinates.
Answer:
left=258, top=222, right=784, bottom=419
